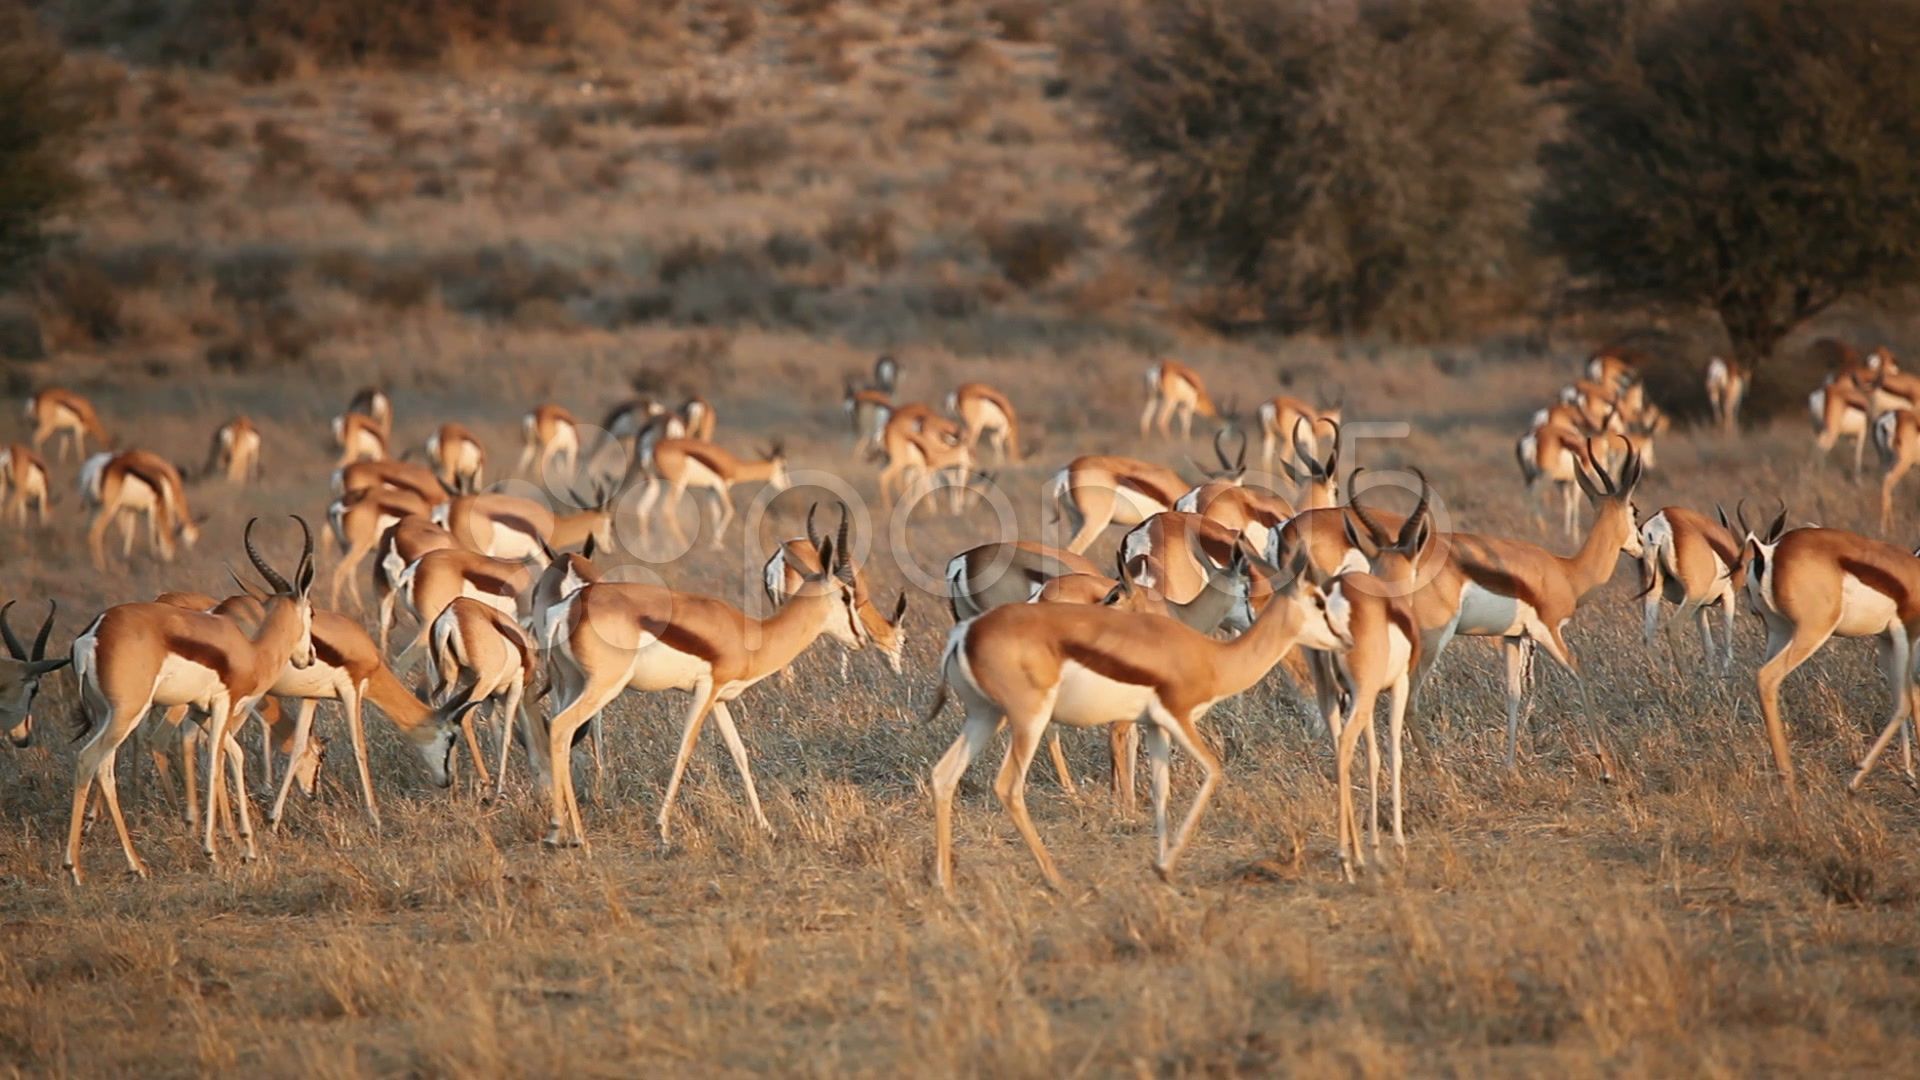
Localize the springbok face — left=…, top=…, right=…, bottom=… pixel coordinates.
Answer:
left=0, top=601, right=69, bottom=749
left=795, top=505, right=867, bottom=651
left=1292, top=579, right=1350, bottom=653
left=246, top=516, right=319, bottom=669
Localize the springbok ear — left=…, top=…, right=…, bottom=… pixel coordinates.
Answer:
left=891, top=591, right=908, bottom=625
left=1342, top=512, right=1365, bottom=553
left=1100, top=583, right=1127, bottom=606
left=581, top=533, right=597, bottom=560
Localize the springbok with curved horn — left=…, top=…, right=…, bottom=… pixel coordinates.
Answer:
left=204, top=416, right=263, bottom=485
left=517, top=404, right=580, bottom=479
left=80, top=449, right=201, bottom=570
left=945, top=542, right=1105, bottom=618
left=1517, top=419, right=1606, bottom=537
left=0, top=444, right=50, bottom=526
left=0, top=601, right=68, bottom=749
left=927, top=545, right=1346, bottom=892
left=633, top=439, right=791, bottom=550
left=538, top=505, right=870, bottom=848
left=1638, top=505, right=1745, bottom=672
left=427, top=422, right=486, bottom=493
left=65, top=518, right=317, bottom=882
left=763, top=537, right=908, bottom=675
left=1272, top=418, right=1341, bottom=511
left=945, top=382, right=1022, bottom=463
left=1706, top=357, right=1748, bottom=433
left=1140, top=360, right=1218, bottom=440
left=26, top=387, right=109, bottom=462
left=1175, top=432, right=1298, bottom=555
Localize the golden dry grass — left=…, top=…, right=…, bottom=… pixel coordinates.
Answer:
left=4, top=2, right=1920, bottom=1074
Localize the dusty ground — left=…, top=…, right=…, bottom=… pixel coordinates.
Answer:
left=2, top=2, right=1919, bottom=1075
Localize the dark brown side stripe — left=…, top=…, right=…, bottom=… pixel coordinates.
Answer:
left=166, top=636, right=233, bottom=684
left=640, top=617, right=720, bottom=663
left=493, top=513, right=545, bottom=541
left=683, top=446, right=729, bottom=476
left=470, top=571, right=522, bottom=599
left=1061, top=641, right=1162, bottom=688
left=1839, top=557, right=1915, bottom=620
left=313, top=631, right=350, bottom=671
left=1116, top=473, right=1180, bottom=509
left=1457, top=559, right=1547, bottom=614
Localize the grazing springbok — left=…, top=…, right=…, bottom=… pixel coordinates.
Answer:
left=762, top=537, right=909, bottom=674
left=1877, top=408, right=1920, bottom=532
left=844, top=379, right=892, bottom=456
left=1809, top=369, right=1876, bottom=476
left=373, top=516, right=458, bottom=654
left=26, top=387, right=109, bottom=462
left=1517, top=419, right=1606, bottom=537
left=429, top=597, right=536, bottom=804
left=945, top=382, right=1022, bottom=463
left=1257, top=392, right=1342, bottom=475
left=1706, top=357, right=1748, bottom=433
left=681, top=397, right=717, bottom=442
left=1740, top=514, right=1920, bottom=791
left=65, top=518, right=315, bottom=882
left=1638, top=505, right=1744, bottom=672
left=1140, top=359, right=1219, bottom=440
left=390, top=548, right=536, bottom=669
left=945, top=542, right=1105, bottom=618
left=0, top=601, right=68, bottom=749
left=434, top=490, right=613, bottom=564
left=633, top=439, right=790, bottom=549
left=346, top=386, right=393, bottom=438
left=0, top=444, right=51, bottom=526
left=877, top=417, right=977, bottom=513
left=537, top=506, right=869, bottom=848
left=1046, top=455, right=1193, bottom=554
left=332, top=412, right=388, bottom=467
left=518, top=404, right=580, bottom=479
left=333, top=458, right=449, bottom=505
left=926, top=546, right=1345, bottom=892
left=204, top=416, right=263, bottom=485
left=427, top=422, right=487, bottom=493
left=326, top=485, right=436, bottom=610
left=80, top=449, right=201, bottom=569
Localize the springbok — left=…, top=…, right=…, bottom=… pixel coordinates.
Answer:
left=1741, top=514, right=1920, bottom=791
left=427, top=422, right=486, bottom=493
left=762, top=537, right=908, bottom=674
left=428, top=597, right=536, bottom=804
left=326, top=485, right=436, bottom=610
left=434, top=490, right=614, bottom=564
left=518, top=404, right=580, bottom=479
left=537, top=506, right=869, bottom=848
left=80, top=449, right=201, bottom=569
left=926, top=546, right=1345, bottom=892
left=877, top=419, right=977, bottom=513
left=390, top=548, right=536, bottom=669
left=203, top=416, right=263, bottom=485
left=1045, top=455, right=1193, bottom=554
left=681, top=397, right=717, bottom=442
left=26, top=387, right=108, bottom=462
left=1638, top=505, right=1744, bottom=672
left=1877, top=408, right=1920, bottom=532
left=373, top=516, right=458, bottom=654
left=945, top=383, right=1022, bottom=463
left=1257, top=392, right=1342, bottom=475
left=65, top=518, right=315, bottom=882
left=945, top=542, right=1104, bottom=618
left=845, top=378, right=892, bottom=456
left=0, top=601, right=68, bottom=749
left=1140, top=360, right=1219, bottom=439
left=0, top=444, right=51, bottom=526
left=1587, top=352, right=1637, bottom=389
left=332, top=411, right=388, bottom=467
left=346, top=386, right=393, bottom=438
left=1706, top=357, right=1748, bottom=433
left=1810, top=370, right=1875, bottom=476
left=333, top=459, right=449, bottom=505
left=633, top=439, right=790, bottom=550
left=1517, top=420, right=1606, bottom=537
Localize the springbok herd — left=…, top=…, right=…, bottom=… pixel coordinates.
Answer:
left=3, top=343, right=1920, bottom=890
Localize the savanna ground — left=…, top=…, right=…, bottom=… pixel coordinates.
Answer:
left=3, top=1, right=1920, bottom=1075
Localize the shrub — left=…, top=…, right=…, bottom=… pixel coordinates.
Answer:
left=1074, top=0, right=1535, bottom=338
left=823, top=209, right=900, bottom=271
left=988, top=1, right=1046, bottom=43
left=687, top=122, right=793, bottom=179
left=0, top=4, right=88, bottom=287
left=117, top=140, right=219, bottom=201
left=982, top=215, right=1086, bottom=290
left=35, top=256, right=123, bottom=347
left=1532, top=0, right=1920, bottom=385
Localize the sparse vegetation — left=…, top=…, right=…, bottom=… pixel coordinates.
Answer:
left=0, top=2, right=87, bottom=286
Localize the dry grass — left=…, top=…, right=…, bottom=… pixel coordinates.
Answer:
left=4, top=1, right=1920, bottom=1073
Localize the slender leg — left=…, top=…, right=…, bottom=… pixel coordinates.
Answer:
left=268, top=699, right=320, bottom=826
left=1151, top=711, right=1225, bottom=881
left=1138, top=395, right=1158, bottom=438
left=1045, top=733, right=1077, bottom=797
left=1641, top=566, right=1663, bottom=648
left=1387, top=674, right=1410, bottom=849
left=1143, top=723, right=1171, bottom=860
left=1501, top=637, right=1530, bottom=770
left=1331, top=698, right=1360, bottom=881
left=993, top=701, right=1064, bottom=891
left=1110, top=722, right=1139, bottom=815
left=1536, top=626, right=1615, bottom=782
left=657, top=680, right=721, bottom=845
left=1720, top=597, right=1738, bottom=675
left=931, top=708, right=1001, bottom=894
left=65, top=693, right=155, bottom=883
left=1695, top=607, right=1716, bottom=669
left=457, top=694, right=490, bottom=796
left=542, top=671, right=625, bottom=849
left=342, top=686, right=385, bottom=826
left=1756, top=619, right=1836, bottom=788
left=490, top=683, right=524, bottom=805
left=1851, top=629, right=1915, bottom=789
left=709, top=700, right=774, bottom=836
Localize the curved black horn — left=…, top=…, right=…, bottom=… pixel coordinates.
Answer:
left=804, top=503, right=823, bottom=554
left=833, top=503, right=855, bottom=583
left=1397, top=469, right=1432, bottom=550
left=32, top=600, right=57, bottom=660
left=1213, top=428, right=1232, bottom=471
left=1345, top=468, right=1390, bottom=545
left=1321, top=418, right=1341, bottom=476
left=0, top=602, right=25, bottom=661
left=293, top=515, right=315, bottom=595
left=1766, top=497, right=1789, bottom=543
left=1734, top=498, right=1754, bottom=539
left=245, top=517, right=293, bottom=595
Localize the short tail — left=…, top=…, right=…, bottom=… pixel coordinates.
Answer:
left=1043, top=468, right=1070, bottom=524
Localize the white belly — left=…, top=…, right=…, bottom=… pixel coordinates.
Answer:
left=461, top=584, right=519, bottom=617
left=1456, top=582, right=1526, bottom=637
left=1835, top=574, right=1901, bottom=637
left=274, top=664, right=344, bottom=700
left=119, top=476, right=158, bottom=513
left=627, top=642, right=711, bottom=692
left=1051, top=661, right=1155, bottom=727
left=481, top=526, right=541, bottom=562
left=150, top=652, right=224, bottom=709
left=1111, top=485, right=1169, bottom=525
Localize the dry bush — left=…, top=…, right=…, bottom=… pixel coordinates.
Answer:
left=980, top=214, right=1087, bottom=290
left=250, top=118, right=312, bottom=185
left=34, top=256, right=123, bottom=347
left=536, top=107, right=579, bottom=149
left=364, top=104, right=403, bottom=136
left=987, top=1, right=1046, bottom=42
left=717, top=1, right=758, bottom=50
left=0, top=3, right=88, bottom=287
left=934, top=35, right=1008, bottom=78
left=114, top=140, right=219, bottom=201
left=431, top=244, right=588, bottom=320
left=823, top=208, right=901, bottom=271
left=687, top=121, right=794, bottom=179
left=587, top=87, right=735, bottom=127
